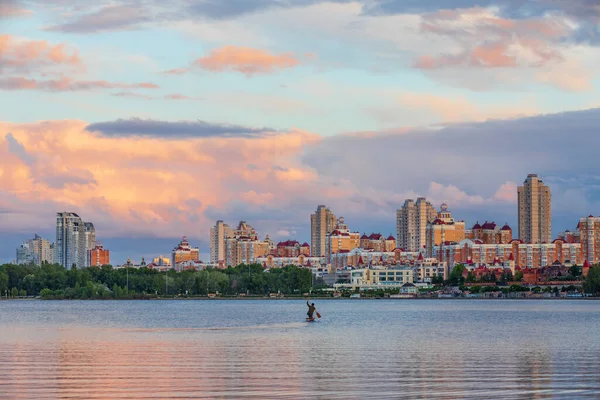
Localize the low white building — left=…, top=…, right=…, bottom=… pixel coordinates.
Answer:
left=334, top=266, right=414, bottom=290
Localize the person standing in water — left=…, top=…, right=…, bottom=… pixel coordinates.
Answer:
left=306, top=300, right=316, bottom=319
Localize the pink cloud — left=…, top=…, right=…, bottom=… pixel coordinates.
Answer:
left=164, top=93, right=201, bottom=101
left=398, top=91, right=537, bottom=123
left=0, top=3, right=33, bottom=18
left=194, top=46, right=299, bottom=76
left=414, top=7, right=589, bottom=90
left=0, top=77, right=159, bottom=91
left=0, top=34, right=81, bottom=72
left=162, top=67, right=190, bottom=75
left=0, top=120, right=322, bottom=238
left=493, top=181, right=518, bottom=203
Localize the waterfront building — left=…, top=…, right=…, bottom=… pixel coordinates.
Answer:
left=224, top=221, right=270, bottom=266
left=56, top=212, right=96, bottom=269
left=256, top=254, right=323, bottom=268
left=518, top=174, right=552, bottom=243
left=310, top=205, right=337, bottom=257
left=325, top=217, right=360, bottom=262
left=579, top=215, right=600, bottom=265
left=425, top=204, right=465, bottom=257
left=359, top=233, right=396, bottom=252
left=174, top=259, right=204, bottom=272
left=557, top=229, right=580, bottom=244
left=334, top=266, right=414, bottom=290
left=16, top=234, right=55, bottom=266
left=275, top=240, right=310, bottom=257
left=330, top=247, right=397, bottom=269
left=431, top=238, right=582, bottom=270
left=209, top=220, right=233, bottom=263
left=396, top=198, right=437, bottom=252
left=263, top=235, right=276, bottom=254
left=16, top=242, right=35, bottom=265
left=83, top=223, right=96, bottom=267
left=412, top=255, right=448, bottom=282
left=87, top=244, right=110, bottom=267
left=152, top=256, right=171, bottom=266
left=171, top=236, right=200, bottom=267
left=466, top=221, right=512, bottom=244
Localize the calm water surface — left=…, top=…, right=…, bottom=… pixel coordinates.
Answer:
left=1, top=300, right=599, bottom=399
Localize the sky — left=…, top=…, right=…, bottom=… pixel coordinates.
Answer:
left=1, top=0, right=600, bottom=264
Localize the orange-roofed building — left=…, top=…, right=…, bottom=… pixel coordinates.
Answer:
left=171, top=236, right=200, bottom=267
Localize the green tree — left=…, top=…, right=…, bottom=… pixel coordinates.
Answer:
left=11, top=287, right=18, bottom=297
left=583, top=266, right=600, bottom=295
left=40, top=288, right=53, bottom=299
left=18, top=289, right=27, bottom=297
left=514, top=271, right=524, bottom=282
left=568, top=265, right=581, bottom=278
left=0, top=271, right=8, bottom=296
left=449, top=264, right=466, bottom=285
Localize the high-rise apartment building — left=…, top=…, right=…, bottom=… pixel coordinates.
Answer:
left=83, top=223, right=96, bottom=267
left=325, top=217, right=360, bottom=262
left=310, top=205, right=337, bottom=257
left=224, top=221, right=269, bottom=266
left=579, top=215, right=600, bottom=264
left=87, top=244, right=110, bottom=267
left=517, top=174, right=552, bottom=243
left=425, top=204, right=465, bottom=257
left=210, top=220, right=233, bottom=263
left=396, top=198, right=437, bottom=252
left=16, top=234, right=55, bottom=266
left=56, top=212, right=96, bottom=269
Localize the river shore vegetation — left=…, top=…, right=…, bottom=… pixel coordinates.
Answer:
left=1, top=263, right=599, bottom=300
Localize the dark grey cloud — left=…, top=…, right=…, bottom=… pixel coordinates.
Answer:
left=300, top=107, right=600, bottom=235
left=5, top=133, right=36, bottom=165
left=86, top=118, right=276, bottom=139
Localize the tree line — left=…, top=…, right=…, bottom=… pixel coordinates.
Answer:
left=0, top=262, right=313, bottom=299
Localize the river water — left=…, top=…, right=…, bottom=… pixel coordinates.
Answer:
left=1, top=299, right=599, bottom=399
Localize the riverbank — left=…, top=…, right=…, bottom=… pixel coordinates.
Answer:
left=3, top=296, right=599, bottom=301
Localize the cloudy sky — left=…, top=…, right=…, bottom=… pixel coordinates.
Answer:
left=1, top=0, right=600, bottom=264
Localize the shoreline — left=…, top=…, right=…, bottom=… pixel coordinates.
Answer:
left=2, top=296, right=598, bottom=301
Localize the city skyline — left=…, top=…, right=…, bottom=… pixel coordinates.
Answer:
left=2, top=0, right=600, bottom=264
left=3, top=171, right=596, bottom=265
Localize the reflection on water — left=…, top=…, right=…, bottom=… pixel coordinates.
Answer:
left=1, top=300, right=600, bottom=399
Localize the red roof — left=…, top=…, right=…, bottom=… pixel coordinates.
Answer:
left=386, top=235, right=395, bottom=241
left=509, top=253, right=514, bottom=261
left=481, top=221, right=496, bottom=230
left=501, top=224, right=511, bottom=231
left=432, top=219, right=445, bottom=225
left=301, top=242, right=310, bottom=247
left=358, top=256, right=364, bottom=264
left=360, top=234, right=368, bottom=240
left=583, top=260, right=590, bottom=268
left=277, top=240, right=299, bottom=247
left=369, top=233, right=383, bottom=240
left=472, top=222, right=481, bottom=229
left=417, top=253, right=424, bottom=261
